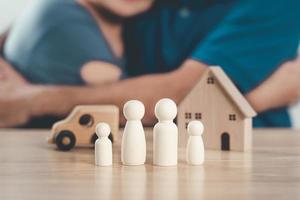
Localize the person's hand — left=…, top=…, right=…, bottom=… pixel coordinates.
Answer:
left=0, top=58, right=35, bottom=127
left=0, top=82, right=34, bottom=127
left=247, top=57, right=300, bottom=112
left=0, top=57, right=27, bottom=84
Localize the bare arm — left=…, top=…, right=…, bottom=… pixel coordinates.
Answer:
left=1, top=57, right=300, bottom=127
left=31, top=57, right=300, bottom=125
left=31, top=59, right=206, bottom=125
left=246, top=58, right=300, bottom=113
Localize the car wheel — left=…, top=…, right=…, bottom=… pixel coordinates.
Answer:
left=91, top=132, right=114, bottom=145
left=55, top=130, right=76, bottom=151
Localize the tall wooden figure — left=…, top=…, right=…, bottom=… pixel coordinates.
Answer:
left=186, top=121, right=205, bottom=165
left=153, top=98, right=178, bottom=166
left=121, top=100, right=146, bottom=165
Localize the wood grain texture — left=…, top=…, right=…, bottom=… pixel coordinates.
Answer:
left=48, top=105, right=119, bottom=146
left=178, top=67, right=255, bottom=151
left=0, top=128, right=300, bottom=200
left=210, top=67, right=256, bottom=117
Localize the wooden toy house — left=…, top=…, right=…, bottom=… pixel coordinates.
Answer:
left=177, top=66, right=257, bottom=151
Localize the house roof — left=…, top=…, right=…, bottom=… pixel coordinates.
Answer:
left=209, top=66, right=257, bottom=118
left=179, top=66, right=256, bottom=118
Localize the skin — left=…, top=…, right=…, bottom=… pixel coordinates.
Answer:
left=246, top=58, right=300, bottom=112
left=0, top=58, right=203, bottom=126
left=1, top=57, right=300, bottom=127
left=86, top=0, right=154, bottom=17
left=0, top=0, right=300, bottom=127
left=77, top=0, right=153, bottom=85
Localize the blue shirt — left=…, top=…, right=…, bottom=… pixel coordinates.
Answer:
left=124, top=0, right=300, bottom=127
left=3, top=0, right=124, bottom=128
left=3, top=0, right=300, bottom=128
left=4, top=0, right=124, bottom=85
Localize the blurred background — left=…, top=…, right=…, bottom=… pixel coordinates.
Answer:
left=0, top=0, right=299, bottom=129
left=0, top=0, right=33, bottom=33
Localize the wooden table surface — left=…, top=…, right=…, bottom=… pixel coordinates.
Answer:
left=0, top=129, right=300, bottom=200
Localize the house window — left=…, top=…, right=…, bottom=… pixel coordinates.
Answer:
left=185, top=112, right=192, bottom=119
left=207, top=77, right=215, bottom=84
left=79, top=114, right=94, bottom=127
left=229, top=114, right=236, bottom=121
left=195, top=113, right=202, bottom=119
left=185, top=122, right=188, bottom=129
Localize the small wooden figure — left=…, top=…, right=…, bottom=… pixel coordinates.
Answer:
left=186, top=121, right=204, bottom=165
left=95, top=123, right=112, bottom=166
left=48, top=105, right=119, bottom=151
left=153, top=98, right=178, bottom=166
left=177, top=66, right=257, bottom=151
left=121, top=100, right=146, bottom=166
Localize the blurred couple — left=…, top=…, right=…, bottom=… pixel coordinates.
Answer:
left=0, top=0, right=300, bottom=128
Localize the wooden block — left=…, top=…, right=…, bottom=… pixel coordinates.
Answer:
left=48, top=105, right=119, bottom=151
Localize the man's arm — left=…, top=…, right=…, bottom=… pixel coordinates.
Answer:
left=1, top=57, right=300, bottom=128
left=31, top=59, right=206, bottom=125
left=246, top=57, right=300, bottom=113
left=31, top=55, right=300, bottom=124
left=30, top=57, right=300, bottom=125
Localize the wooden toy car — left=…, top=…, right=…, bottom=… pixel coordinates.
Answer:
left=48, top=105, right=119, bottom=151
